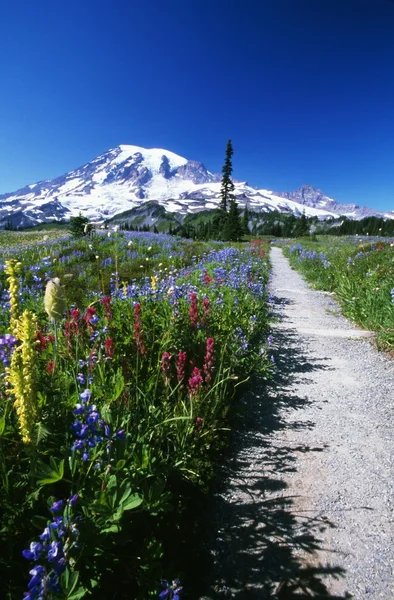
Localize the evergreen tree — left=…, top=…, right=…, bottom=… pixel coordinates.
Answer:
left=224, top=198, right=242, bottom=241
left=69, top=213, right=90, bottom=238
left=294, top=211, right=309, bottom=237
left=219, top=139, right=235, bottom=213
left=242, top=204, right=250, bottom=235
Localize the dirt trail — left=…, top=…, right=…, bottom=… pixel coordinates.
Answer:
left=206, top=247, right=394, bottom=599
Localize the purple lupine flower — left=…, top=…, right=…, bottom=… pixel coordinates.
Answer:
left=76, top=373, right=85, bottom=385
left=69, top=494, right=78, bottom=506
left=22, top=542, right=44, bottom=561
left=50, top=500, right=64, bottom=513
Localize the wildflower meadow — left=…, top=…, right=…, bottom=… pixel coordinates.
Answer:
left=282, top=236, right=394, bottom=347
left=0, top=230, right=271, bottom=599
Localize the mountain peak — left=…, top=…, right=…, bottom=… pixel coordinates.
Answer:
left=0, top=144, right=389, bottom=228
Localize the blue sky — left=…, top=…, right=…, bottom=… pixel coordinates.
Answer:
left=1, top=0, right=394, bottom=210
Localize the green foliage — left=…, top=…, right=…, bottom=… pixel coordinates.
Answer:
left=0, top=232, right=272, bottom=598
left=283, top=236, right=394, bottom=347
left=69, top=213, right=91, bottom=238
left=224, top=198, right=242, bottom=241
left=219, top=139, right=235, bottom=214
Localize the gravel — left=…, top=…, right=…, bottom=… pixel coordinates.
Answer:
left=203, top=247, right=394, bottom=599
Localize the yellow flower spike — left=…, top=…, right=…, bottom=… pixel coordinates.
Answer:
left=151, top=275, right=157, bottom=291
left=6, top=309, right=39, bottom=444
left=5, top=259, right=22, bottom=334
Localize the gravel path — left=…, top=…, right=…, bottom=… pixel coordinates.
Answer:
left=205, top=247, right=394, bottom=599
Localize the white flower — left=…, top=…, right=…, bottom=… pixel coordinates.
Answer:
left=113, top=225, right=120, bottom=233
left=107, top=232, right=111, bottom=238
left=89, top=244, right=93, bottom=250
left=147, top=246, right=152, bottom=251
left=128, top=241, right=134, bottom=247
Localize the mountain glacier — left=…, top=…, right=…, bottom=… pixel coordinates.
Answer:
left=0, top=144, right=392, bottom=228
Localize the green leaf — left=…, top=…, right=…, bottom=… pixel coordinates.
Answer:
left=122, top=494, right=143, bottom=511
left=100, top=524, right=121, bottom=534
left=0, top=413, right=5, bottom=437
left=67, top=588, right=88, bottom=600
left=36, top=458, right=64, bottom=485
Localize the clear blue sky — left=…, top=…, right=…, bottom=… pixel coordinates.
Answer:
left=1, top=0, right=394, bottom=210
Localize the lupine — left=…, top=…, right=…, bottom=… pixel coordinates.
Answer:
left=71, top=388, right=125, bottom=462
left=0, top=333, right=17, bottom=367
left=159, top=579, right=183, bottom=600
left=22, top=497, right=80, bottom=599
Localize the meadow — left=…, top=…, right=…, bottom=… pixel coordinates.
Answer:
left=0, top=229, right=271, bottom=599
left=281, top=236, right=394, bottom=348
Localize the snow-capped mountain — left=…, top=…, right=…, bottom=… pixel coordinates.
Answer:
left=0, top=145, right=392, bottom=228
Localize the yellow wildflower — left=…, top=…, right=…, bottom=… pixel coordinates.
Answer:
left=7, top=309, right=38, bottom=444
left=4, top=260, right=22, bottom=334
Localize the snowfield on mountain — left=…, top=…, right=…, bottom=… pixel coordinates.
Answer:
left=1, top=144, right=393, bottom=228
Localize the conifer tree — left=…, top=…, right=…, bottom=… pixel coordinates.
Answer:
left=294, top=210, right=309, bottom=237
left=69, top=213, right=90, bottom=238
left=242, top=204, right=250, bottom=235
left=224, top=198, right=242, bottom=241
left=219, top=139, right=235, bottom=213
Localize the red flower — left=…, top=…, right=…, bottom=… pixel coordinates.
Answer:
left=161, top=351, right=171, bottom=374
left=46, top=360, right=55, bottom=374
left=203, top=337, right=215, bottom=386
left=202, top=297, right=210, bottom=323
left=83, top=306, right=96, bottom=325
left=161, top=351, right=172, bottom=384
left=189, top=293, right=198, bottom=328
left=36, top=331, right=47, bottom=351
left=188, top=367, right=203, bottom=396
left=176, top=350, right=187, bottom=384
left=104, top=337, right=114, bottom=358
left=101, top=296, right=112, bottom=320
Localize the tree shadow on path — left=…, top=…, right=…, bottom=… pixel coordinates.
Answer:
left=200, top=328, right=351, bottom=599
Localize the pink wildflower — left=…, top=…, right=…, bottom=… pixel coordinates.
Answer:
left=176, top=351, right=187, bottom=384
left=189, top=293, right=198, bottom=328
left=161, top=352, right=172, bottom=384
left=188, top=367, right=203, bottom=397
left=203, top=337, right=215, bottom=386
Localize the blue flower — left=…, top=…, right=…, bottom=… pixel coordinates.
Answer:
left=50, top=500, right=63, bottom=513
left=22, top=542, right=44, bottom=561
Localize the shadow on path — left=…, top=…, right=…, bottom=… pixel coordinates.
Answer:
left=200, top=326, right=351, bottom=599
